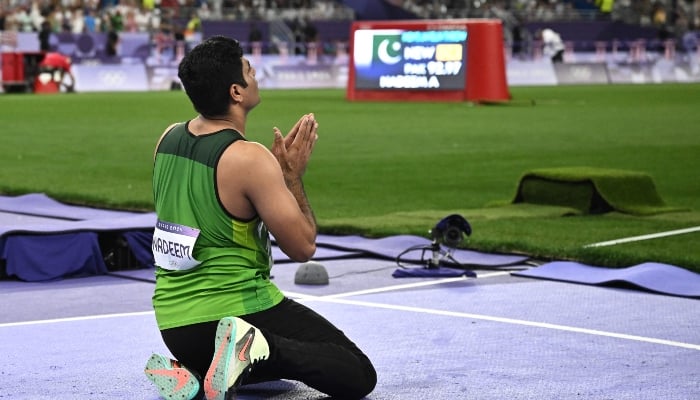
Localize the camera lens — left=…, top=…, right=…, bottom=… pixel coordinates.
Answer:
left=443, top=227, right=462, bottom=247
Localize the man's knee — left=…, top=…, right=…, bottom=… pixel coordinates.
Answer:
left=340, top=363, right=377, bottom=400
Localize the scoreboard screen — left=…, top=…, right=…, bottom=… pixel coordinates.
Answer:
left=352, top=28, right=468, bottom=91
left=347, top=19, right=509, bottom=102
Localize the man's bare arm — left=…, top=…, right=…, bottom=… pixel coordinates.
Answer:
left=219, top=114, right=318, bottom=261
left=271, top=114, right=318, bottom=236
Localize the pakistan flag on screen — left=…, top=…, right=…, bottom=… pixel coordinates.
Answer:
left=353, top=29, right=467, bottom=90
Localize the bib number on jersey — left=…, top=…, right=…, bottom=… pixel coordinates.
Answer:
left=152, top=220, right=201, bottom=271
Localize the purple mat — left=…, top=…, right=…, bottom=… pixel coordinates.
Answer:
left=8, top=194, right=698, bottom=300
left=0, top=193, right=145, bottom=221
left=0, top=213, right=157, bottom=236
left=512, top=261, right=700, bottom=298
left=392, top=266, right=476, bottom=278
left=1, top=194, right=697, bottom=299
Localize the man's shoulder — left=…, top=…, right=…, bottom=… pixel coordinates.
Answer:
left=224, top=139, right=270, bottom=159
left=220, top=140, right=278, bottom=175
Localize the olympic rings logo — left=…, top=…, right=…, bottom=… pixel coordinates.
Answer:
left=98, top=70, right=127, bottom=86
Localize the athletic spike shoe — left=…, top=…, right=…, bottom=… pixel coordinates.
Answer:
left=144, top=353, right=200, bottom=400
left=203, top=317, right=270, bottom=400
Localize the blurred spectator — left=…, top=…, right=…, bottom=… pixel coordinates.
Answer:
left=38, top=51, right=75, bottom=92
left=0, top=5, right=6, bottom=31
left=2, top=0, right=699, bottom=64
left=652, top=1, right=674, bottom=47
left=173, top=24, right=185, bottom=60
left=682, top=30, right=698, bottom=54
left=60, top=8, right=72, bottom=32
left=110, top=9, right=124, bottom=31
left=596, top=0, right=615, bottom=19
left=652, top=1, right=668, bottom=26
left=143, top=0, right=157, bottom=11
left=14, top=6, right=34, bottom=32
left=124, top=7, right=139, bottom=32
left=38, top=19, right=51, bottom=51
left=248, top=21, right=262, bottom=53
left=71, top=8, right=85, bottom=34
left=303, top=17, right=317, bottom=42
left=84, top=8, right=98, bottom=33
left=483, top=1, right=521, bottom=55
left=106, top=29, right=119, bottom=56
left=134, top=5, right=153, bottom=32
left=160, top=0, right=180, bottom=17
left=185, top=10, right=201, bottom=35
left=536, top=27, right=566, bottom=63
left=154, top=22, right=174, bottom=60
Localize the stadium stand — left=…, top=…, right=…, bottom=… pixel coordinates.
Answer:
left=1, top=1, right=698, bottom=48
left=1, top=0, right=699, bottom=91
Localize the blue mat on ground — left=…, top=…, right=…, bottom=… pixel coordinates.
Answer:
left=2, top=233, right=109, bottom=281
left=512, top=261, right=700, bottom=298
left=0, top=193, right=157, bottom=282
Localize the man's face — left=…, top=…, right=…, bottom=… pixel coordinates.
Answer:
left=241, top=57, right=261, bottom=110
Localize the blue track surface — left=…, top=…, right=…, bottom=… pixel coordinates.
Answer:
left=1, top=195, right=699, bottom=399
left=1, top=258, right=698, bottom=400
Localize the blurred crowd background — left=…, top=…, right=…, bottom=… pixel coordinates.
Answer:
left=1, top=1, right=698, bottom=37
left=0, top=1, right=698, bottom=63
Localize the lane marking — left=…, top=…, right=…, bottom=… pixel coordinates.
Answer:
left=293, top=295, right=700, bottom=351
left=310, top=276, right=468, bottom=299
left=584, top=226, right=700, bottom=248
left=0, top=311, right=154, bottom=328
left=3, top=273, right=695, bottom=352
left=0, top=271, right=505, bottom=328
left=294, top=271, right=511, bottom=300
left=476, top=271, right=513, bottom=279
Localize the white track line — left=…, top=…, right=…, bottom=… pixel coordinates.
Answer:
left=4, top=272, right=695, bottom=352
left=584, top=226, right=700, bottom=248
left=286, top=271, right=510, bottom=300
left=4, top=297, right=696, bottom=351
left=0, top=272, right=507, bottom=329
left=293, top=295, right=700, bottom=351
left=0, top=311, right=154, bottom=328
left=307, top=276, right=468, bottom=299
left=477, top=271, right=513, bottom=279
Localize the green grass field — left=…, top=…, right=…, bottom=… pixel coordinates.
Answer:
left=2, top=84, right=699, bottom=271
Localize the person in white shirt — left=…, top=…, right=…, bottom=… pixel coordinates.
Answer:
left=538, top=28, right=565, bottom=63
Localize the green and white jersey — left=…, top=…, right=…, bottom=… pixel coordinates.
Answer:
left=151, top=122, right=283, bottom=330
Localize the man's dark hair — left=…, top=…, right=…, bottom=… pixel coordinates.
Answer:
left=178, top=36, right=248, bottom=118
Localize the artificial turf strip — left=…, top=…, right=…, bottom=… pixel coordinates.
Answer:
left=513, top=166, right=684, bottom=215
